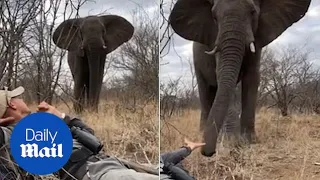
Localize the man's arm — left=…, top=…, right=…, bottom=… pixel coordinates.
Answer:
left=161, top=146, right=192, bottom=165
left=164, top=163, right=195, bottom=180
left=0, top=128, right=5, bottom=147
left=0, top=126, right=19, bottom=180
left=0, top=125, right=13, bottom=147
left=161, top=139, right=206, bottom=165
left=37, top=102, right=95, bottom=135
left=0, top=164, right=17, bottom=180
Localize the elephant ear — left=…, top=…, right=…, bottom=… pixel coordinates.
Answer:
left=53, top=18, right=81, bottom=51
left=256, top=0, right=311, bottom=47
left=169, top=0, right=217, bottom=47
left=99, top=15, right=134, bottom=54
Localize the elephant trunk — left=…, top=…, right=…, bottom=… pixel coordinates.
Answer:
left=201, top=18, right=246, bottom=157
left=222, top=91, right=240, bottom=136
left=87, top=48, right=106, bottom=112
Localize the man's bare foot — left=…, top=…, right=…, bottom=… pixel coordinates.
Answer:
left=184, top=138, right=206, bottom=151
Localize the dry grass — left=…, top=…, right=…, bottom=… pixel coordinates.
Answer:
left=26, top=100, right=159, bottom=179
left=160, top=108, right=320, bottom=180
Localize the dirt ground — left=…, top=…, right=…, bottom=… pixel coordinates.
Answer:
left=160, top=108, right=320, bottom=180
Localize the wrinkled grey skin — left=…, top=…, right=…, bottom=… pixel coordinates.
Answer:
left=53, top=15, right=134, bottom=113
left=169, top=0, right=311, bottom=157
left=221, top=89, right=240, bottom=137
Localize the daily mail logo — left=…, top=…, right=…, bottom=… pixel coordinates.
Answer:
left=20, top=129, right=63, bottom=158
left=10, top=113, right=73, bottom=175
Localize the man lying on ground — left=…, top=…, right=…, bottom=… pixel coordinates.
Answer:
left=0, top=86, right=159, bottom=180
left=160, top=139, right=205, bottom=180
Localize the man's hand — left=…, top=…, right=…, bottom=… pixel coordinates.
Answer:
left=184, top=138, right=206, bottom=151
left=37, top=101, right=64, bottom=119
left=0, top=117, right=16, bottom=126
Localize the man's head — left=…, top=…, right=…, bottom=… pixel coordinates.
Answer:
left=0, top=86, right=31, bottom=120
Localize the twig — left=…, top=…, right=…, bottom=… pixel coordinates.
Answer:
left=162, top=119, right=191, bottom=139
left=138, top=143, right=152, bottom=164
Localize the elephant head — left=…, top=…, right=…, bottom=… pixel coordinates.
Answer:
left=169, top=0, right=311, bottom=50
left=53, top=15, right=134, bottom=54
left=169, top=0, right=310, bottom=156
left=53, top=15, right=134, bottom=112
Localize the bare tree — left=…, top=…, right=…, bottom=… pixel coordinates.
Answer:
left=259, top=45, right=318, bottom=116
left=0, top=0, right=41, bottom=88
left=112, top=6, right=158, bottom=105
left=19, top=0, right=90, bottom=104
left=187, top=57, right=197, bottom=99
left=160, top=0, right=175, bottom=59
left=0, top=0, right=90, bottom=105
left=160, top=77, right=182, bottom=120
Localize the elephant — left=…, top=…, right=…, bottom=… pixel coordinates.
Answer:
left=52, top=15, right=134, bottom=113
left=169, top=0, right=311, bottom=157
left=221, top=88, right=241, bottom=138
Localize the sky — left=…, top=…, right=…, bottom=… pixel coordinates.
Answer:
left=78, top=0, right=157, bottom=22
left=160, top=0, right=320, bottom=88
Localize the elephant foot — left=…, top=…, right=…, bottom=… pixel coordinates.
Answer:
left=241, top=131, right=258, bottom=144
left=218, top=132, right=242, bottom=152
left=87, top=106, right=99, bottom=113
left=251, top=134, right=259, bottom=144
left=222, top=132, right=241, bottom=144
left=201, top=148, right=216, bottom=157
left=73, top=103, right=84, bottom=114
left=87, top=101, right=99, bottom=113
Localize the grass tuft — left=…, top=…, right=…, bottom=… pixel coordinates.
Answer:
left=160, top=108, right=320, bottom=180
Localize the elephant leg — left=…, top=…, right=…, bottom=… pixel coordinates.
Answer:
left=196, top=71, right=216, bottom=131
left=220, top=90, right=241, bottom=148
left=69, top=52, right=89, bottom=113
left=194, top=42, right=217, bottom=131
left=85, top=77, right=90, bottom=108
left=96, top=57, right=106, bottom=108
left=74, top=82, right=86, bottom=113
left=92, top=57, right=106, bottom=111
left=240, top=52, right=261, bottom=143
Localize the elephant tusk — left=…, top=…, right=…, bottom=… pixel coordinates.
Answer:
left=103, top=45, right=107, bottom=49
left=250, top=42, right=255, bottom=53
left=205, top=46, right=217, bottom=55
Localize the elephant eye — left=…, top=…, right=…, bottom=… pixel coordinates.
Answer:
left=103, top=28, right=107, bottom=35
left=78, top=30, right=84, bottom=40
left=211, top=4, right=218, bottom=22
left=211, top=13, right=217, bottom=23
left=212, top=18, right=217, bottom=23
left=251, top=7, right=257, bottom=15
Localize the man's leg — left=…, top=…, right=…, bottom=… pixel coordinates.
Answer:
left=82, top=157, right=158, bottom=180
left=83, top=169, right=158, bottom=180
left=100, top=169, right=158, bottom=180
